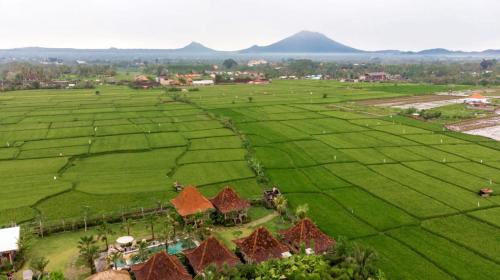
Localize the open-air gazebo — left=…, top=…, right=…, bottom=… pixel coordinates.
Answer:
left=279, top=218, right=335, bottom=254
left=210, top=187, right=250, bottom=224
left=0, top=226, right=20, bottom=266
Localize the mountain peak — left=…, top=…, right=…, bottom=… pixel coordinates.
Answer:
left=177, top=41, right=215, bottom=53
left=240, top=31, right=361, bottom=53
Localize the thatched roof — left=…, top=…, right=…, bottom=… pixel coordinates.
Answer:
left=279, top=218, right=335, bottom=253
left=86, top=270, right=131, bottom=280
left=233, top=227, right=289, bottom=263
left=184, top=236, right=240, bottom=274
left=131, top=251, right=191, bottom=280
left=210, top=187, right=250, bottom=214
left=171, top=186, right=214, bottom=217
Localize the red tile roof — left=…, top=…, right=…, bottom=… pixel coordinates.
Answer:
left=171, top=186, right=214, bottom=217
left=469, top=92, right=486, bottom=99
left=210, top=187, right=250, bottom=214
left=131, top=251, right=191, bottom=280
left=279, top=218, right=335, bottom=253
left=184, top=236, right=240, bottom=273
left=233, top=227, right=289, bottom=263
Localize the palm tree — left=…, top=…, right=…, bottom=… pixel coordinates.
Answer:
left=137, top=241, right=149, bottom=262
left=351, top=244, right=378, bottom=279
left=273, top=194, right=288, bottom=221
left=97, top=221, right=115, bottom=250
left=108, top=251, right=123, bottom=270
left=77, top=235, right=99, bottom=274
left=121, top=218, right=135, bottom=236
left=295, top=204, right=309, bottom=219
left=158, top=220, right=174, bottom=252
left=166, top=213, right=180, bottom=238
left=31, top=256, right=49, bottom=280
left=145, top=214, right=158, bottom=240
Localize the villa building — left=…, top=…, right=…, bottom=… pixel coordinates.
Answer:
left=171, top=186, right=214, bottom=223
left=210, top=187, right=250, bottom=224
left=184, top=237, right=240, bottom=274
left=233, top=227, right=290, bottom=263
left=464, top=92, right=489, bottom=105
left=279, top=218, right=335, bottom=254
left=131, top=251, right=191, bottom=280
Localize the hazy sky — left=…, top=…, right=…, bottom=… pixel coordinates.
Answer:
left=0, top=0, right=498, bottom=51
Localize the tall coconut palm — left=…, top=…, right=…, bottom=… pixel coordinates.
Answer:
left=158, top=221, right=174, bottom=252
left=145, top=214, right=158, bottom=240
left=77, top=235, right=99, bottom=274
left=97, top=221, right=115, bottom=250
left=121, top=218, right=135, bottom=236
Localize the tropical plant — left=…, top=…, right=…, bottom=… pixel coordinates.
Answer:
left=273, top=194, right=288, bottom=220
left=136, top=241, right=149, bottom=262
left=145, top=214, right=158, bottom=240
left=97, top=221, right=115, bottom=250
left=31, top=256, right=49, bottom=280
left=47, top=271, right=67, bottom=280
left=295, top=203, right=309, bottom=219
left=77, top=235, right=99, bottom=274
left=121, top=218, right=135, bottom=236
left=158, top=221, right=174, bottom=252
left=108, top=251, right=123, bottom=270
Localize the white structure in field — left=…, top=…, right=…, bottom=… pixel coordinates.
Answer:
left=192, top=80, right=214, bottom=86
left=464, top=92, right=489, bottom=105
left=0, top=226, right=20, bottom=265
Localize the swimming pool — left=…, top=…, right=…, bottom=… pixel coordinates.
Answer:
left=114, top=240, right=192, bottom=268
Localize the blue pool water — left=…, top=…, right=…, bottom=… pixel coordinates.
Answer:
left=114, top=241, right=190, bottom=268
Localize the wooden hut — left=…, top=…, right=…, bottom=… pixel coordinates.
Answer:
left=210, top=187, right=250, bottom=224
left=263, top=187, right=281, bottom=208
left=131, top=251, right=191, bottom=280
left=184, top=236, right=240, bottom=274
left=479, top=188, right=494, bottom=197
left=279, top=218, right=335, bottom=254
left=171, top=186, right=214, bottom=224
left=233, top=227, right=289, bottom=263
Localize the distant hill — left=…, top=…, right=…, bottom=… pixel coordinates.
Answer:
left=1, top=31, right=499, bottom=61
left=173, top=42, right=217, bottom=53
left=240, top=31, right=362, bottom=53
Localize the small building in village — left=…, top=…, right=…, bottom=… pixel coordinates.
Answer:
left=0, top=226, right=20, bottom=266
left=279, top=218, right=335, bottom=254
left=171, top=186, right=214, bottom=223
left=360, top=72, right=388, bottom=82
left=210, top=187, right=250, bottom=224
left=464, top=92, right=489, bottom=105
left=192, top=80, right=214, bottom=86
left=132, top=251, right=192, bottom=280
left=184, top=236, right=240, bottom=274
left=233, top=227, right=290, bottom=263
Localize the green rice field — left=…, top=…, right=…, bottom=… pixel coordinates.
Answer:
left=1, top=81, right=499, bottom=279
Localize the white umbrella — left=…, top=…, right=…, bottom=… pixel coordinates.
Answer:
left=116, top=236, right=134, bottom=245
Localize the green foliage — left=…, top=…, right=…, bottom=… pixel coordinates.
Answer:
left=222, top=59, right=238, bottom=69
left=77, top=236, right=99, bottom=274
left=31, top=256, right=50, bottom=280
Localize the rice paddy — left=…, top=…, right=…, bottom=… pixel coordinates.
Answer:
left=1, top=81, right=499, bottom=279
